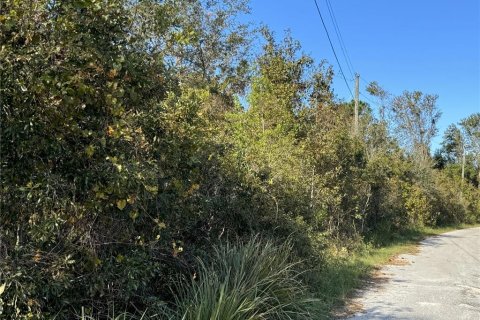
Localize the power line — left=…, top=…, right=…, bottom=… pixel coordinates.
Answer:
left=321, top=1, right=385, bottom=106
left=312, top=0, right=354, bottom=99
left=358, top=76, right=381, bottom=101
left=359, top=75, right=386, bottom=105
left=360, top=92, right=380, bottom=107
left=358, top=76, right=384, bottom=111
left=360, top=76, right=373, bottom=87
left=325, top=0, right=355, bottom=79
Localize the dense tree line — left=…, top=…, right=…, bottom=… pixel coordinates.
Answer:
left=1, top=0, right=479, bottom=318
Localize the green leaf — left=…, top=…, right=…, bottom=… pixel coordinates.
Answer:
left=144, top=185, right=158, bottom=194
left=116, top=199, right=127, bottom=210
left=0, top=283, right=5, bottom=296
left=129, top=210, right=139, bottom=221
left=85, top=145, right=95, bottom=158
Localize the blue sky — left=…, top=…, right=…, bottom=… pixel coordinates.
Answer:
left=246, top=0, right=480, bottom=150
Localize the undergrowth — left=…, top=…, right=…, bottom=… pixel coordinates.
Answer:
left=161, top=237, right=313, bottom=320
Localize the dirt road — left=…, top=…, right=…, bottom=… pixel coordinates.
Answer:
left=346, top=227, right=480, bottom=320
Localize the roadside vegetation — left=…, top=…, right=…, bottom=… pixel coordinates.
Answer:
left=1, top=1, right=479, bottom=319
left=312, top=224, right=480, bottom=316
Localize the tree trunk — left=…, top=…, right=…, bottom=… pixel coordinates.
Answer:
left=478, top=169, right=480, bottom=189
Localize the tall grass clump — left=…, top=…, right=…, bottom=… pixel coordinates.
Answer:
left=164, top=237, right=312, bottom=320
left=76, top=306, right=148, bottom=320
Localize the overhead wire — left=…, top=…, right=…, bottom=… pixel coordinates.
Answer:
left=313, top=0, right=384, bottom=110
left=360, top=76, right=373, bottom=87
left=359, top=76, right=383, bottom=109
left=360, top=92, right=381, bottom=107
left=312, top=0, right=354, bottom=99
left=324, top=0, right=355, bottom=80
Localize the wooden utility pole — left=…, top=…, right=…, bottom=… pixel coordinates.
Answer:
left=354, top=73, right=360, bottom=136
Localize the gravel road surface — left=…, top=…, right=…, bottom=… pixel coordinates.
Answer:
left=346, top=227, right=480, bottom=320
